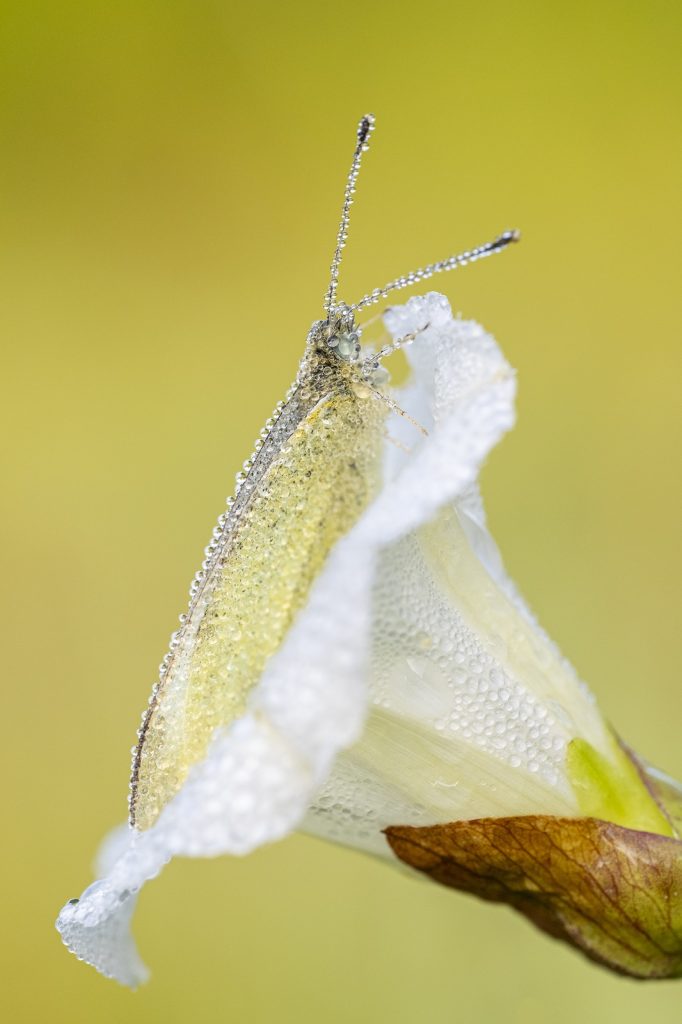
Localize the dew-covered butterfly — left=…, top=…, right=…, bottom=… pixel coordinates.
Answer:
left=129, top=113, right=518, bottom=830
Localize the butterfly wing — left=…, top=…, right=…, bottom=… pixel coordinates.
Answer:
left=131, top=359, right=386, bottom=830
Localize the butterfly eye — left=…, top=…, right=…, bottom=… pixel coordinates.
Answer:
left=327, top=330, right=360, bottom=362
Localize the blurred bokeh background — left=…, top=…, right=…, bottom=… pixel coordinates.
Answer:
left=2, top=1, right=681, bottom=1021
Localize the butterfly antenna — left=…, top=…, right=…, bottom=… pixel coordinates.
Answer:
left=352, top=229, right=520, bottom=313
left=323, top=113, right=376, bottom=318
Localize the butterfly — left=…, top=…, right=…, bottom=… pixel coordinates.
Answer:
left=129, top=113, right=519, bottom=832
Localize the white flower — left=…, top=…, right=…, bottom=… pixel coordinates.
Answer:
left=57, top=292, right=674, bottom=986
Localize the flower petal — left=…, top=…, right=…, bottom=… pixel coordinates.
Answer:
left=57, top=886, right=146, bottom=988
left=57, top=295, right=522, bottom=982
left=57, top=714, right=313, bottom=982
left=365, top=299, right=517, bottom=544
left=306, top=298, right=640, bottom=851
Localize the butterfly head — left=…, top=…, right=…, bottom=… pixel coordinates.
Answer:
left=307, top=304, right=362, bottom=367
left=324, top=304, right=362, bottom=363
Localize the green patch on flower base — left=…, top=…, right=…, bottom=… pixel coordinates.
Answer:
left=385, top=816, right=682, bottom=979
left=567, top=736, right=673, bottom=837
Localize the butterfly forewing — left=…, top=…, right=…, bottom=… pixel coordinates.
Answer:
left=131, top=350, right=387, bottom=830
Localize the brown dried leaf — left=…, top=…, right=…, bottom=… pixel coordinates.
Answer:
left=385, top=816, right=682, bottom=979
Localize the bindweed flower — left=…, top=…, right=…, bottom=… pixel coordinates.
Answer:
left=57, top=293, right=682, bottom=986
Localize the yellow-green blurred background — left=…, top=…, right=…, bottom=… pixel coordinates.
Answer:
left=2, top=1, right=681, bottom=1021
